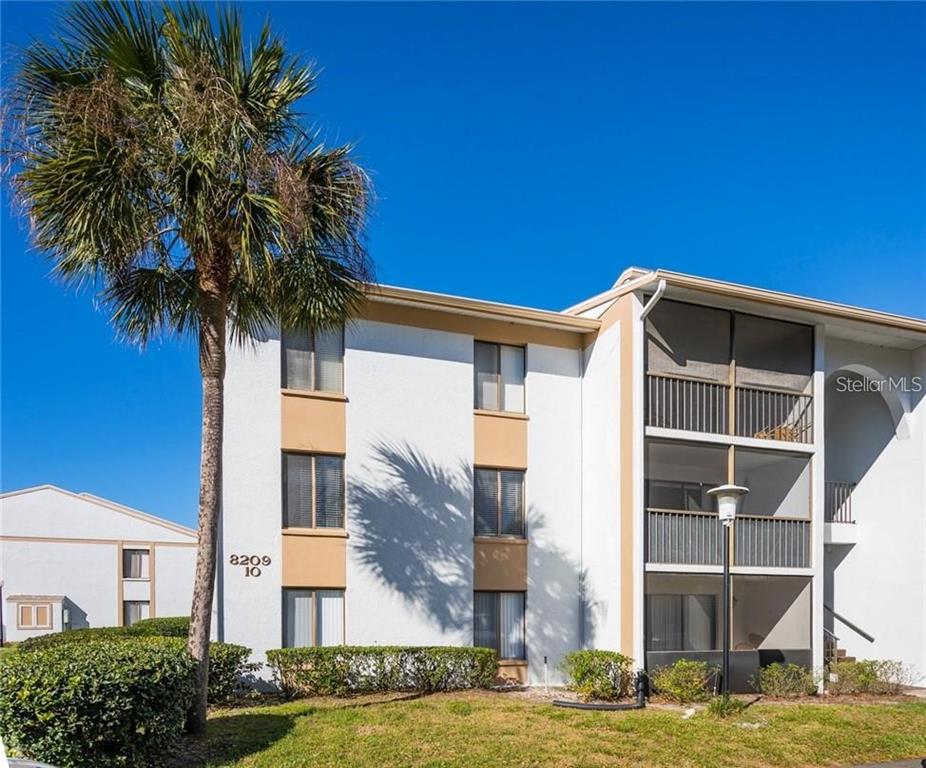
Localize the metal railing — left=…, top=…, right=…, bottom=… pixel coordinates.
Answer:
left=825, top=604, right=875, bottom=643
left=645, top=373, right=814, bottom=444
left=735, top=384, right=813, bottom=444
left=646, top=509, right=810, bottom=568
left=734, top=515, right=810, bottom=568
left=823, top=627, right=840, bottom=666
left=645, top=509, right=722, bottom=565
left=825, top=481, right=855, bottom=523
left=645, top=373, right=729, bottom=435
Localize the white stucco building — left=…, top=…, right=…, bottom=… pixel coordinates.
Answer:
left=0, top=486, right=198, bottom=643
left=218, top=267, right=926, bottom=689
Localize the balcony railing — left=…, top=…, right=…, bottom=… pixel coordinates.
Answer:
left=646, top=509, right=811, bottom=568
left=645, top=372, right=813, bottom=443
left=825, top=481, right=855, bottom=523
left=645, top=373, right=729, bottom=435
left=646, top=509, right=723, bottom=565
left=734, top=515, right=810, bottom=568
left=735, top=385, right=813, bottom=444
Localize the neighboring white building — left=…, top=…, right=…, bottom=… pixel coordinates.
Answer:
left=220, top=268, right=926, bottom=689
left=0, top=486, right=198, bottom=643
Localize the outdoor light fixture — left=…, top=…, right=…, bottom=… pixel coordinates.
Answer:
left=707, top=484, right=749, bottom=695
left=708, top=484, right=750, bottom=526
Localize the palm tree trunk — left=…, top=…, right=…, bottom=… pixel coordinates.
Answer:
left=187, top=257, right=228, bottom=734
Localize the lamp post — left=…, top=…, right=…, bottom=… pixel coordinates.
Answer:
left=707, top=484, right=749, bottom=696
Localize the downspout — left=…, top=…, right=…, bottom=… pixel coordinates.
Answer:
left=638, top=279, right=667, bottom=321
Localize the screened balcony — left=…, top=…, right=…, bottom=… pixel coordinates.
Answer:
left=645, top=300, right=814, bottom=443
left=645, top=440, right=811, bottom=569
left=645, top=572, right=812, bottom=692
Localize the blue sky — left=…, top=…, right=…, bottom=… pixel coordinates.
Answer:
left=2, top=2, right=924, bottom=527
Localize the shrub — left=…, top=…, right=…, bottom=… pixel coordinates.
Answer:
left=706, top=694, right=748, bottom=718
left=266, top=646, right=497, bottom=698
left=561, top=650, right=634, bottom=701
left=827, top=659, right=911, bottom=695
left=17, top=630, right=254, bottom=703
left=751, top=663, right=817, bottom=697
left=650, top=659, right=716, bottom=703
left=0, top=637, right=194, bottom=768
left=207, top=642, right=259, bottom=702
left=19, top=626, right=132, bottom=651
left=129, top=616, right=190, bottom=637
left=18, top=617, right=191, bottom=652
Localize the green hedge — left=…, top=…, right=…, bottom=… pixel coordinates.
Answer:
left=16, top=626, right=254, bottom=704
left=650, top=659, right=716, bottom=703
left=560, top=650, right=634, bottom=701
left=266, top=646, right=497, bottom=698
left=130, top=616, right=190, bottom=637
left=751, top=662, right=817, bottom=697
left=827, top=660, right=911, bottom=695
left=18, top=616, right=190, bottom=652
left=0, top=638, right=194, bottom=768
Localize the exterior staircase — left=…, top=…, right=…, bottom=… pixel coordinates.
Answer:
left=823, top=628, right=856, bottom=666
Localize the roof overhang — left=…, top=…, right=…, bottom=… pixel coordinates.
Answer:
left=572, top=267, right=926, bottom=349
left=364, top=283, right=600, bottom=335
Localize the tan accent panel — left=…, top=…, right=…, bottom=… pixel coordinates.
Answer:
left=497, top=660, right=528, bottom=684
left=473, top=538, right=528, bottom=591
left=363, top=301, right=588, bottom=349
left=474, top=412, right=528, bottom=469
left=281, top=392, right=346, bottom=454
left=18, top=605, right=33, bottom=629
left=615, top=294, right=636, bottom=657
left=282, top=532, right=347, bottom=588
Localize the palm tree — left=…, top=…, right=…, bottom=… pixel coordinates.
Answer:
left=6, top=1, right=371, bottom=732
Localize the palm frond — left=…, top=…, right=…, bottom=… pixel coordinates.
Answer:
left=8, top=0, right=373, bottom=347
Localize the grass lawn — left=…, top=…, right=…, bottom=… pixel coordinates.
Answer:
left=190, top=690, right=926, bottom=768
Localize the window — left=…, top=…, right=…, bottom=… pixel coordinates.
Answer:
left=123, top=600, right=150, bottom=627
left=474, top=342, right=525, bottom=412
left=17, top=602, right=53, bottom=630
left=282, top=327, right=344, bottom=392
left=282, top=453, right=345, bottom=528
left=646, top=594, right=717, bottom=652
left=122, top=549, right=150, bottom=579
left=283, top=589, right=345, bottom=647
left=474, top=468, right=525, bottom=537
left=474, top=591, right=525, bottom=660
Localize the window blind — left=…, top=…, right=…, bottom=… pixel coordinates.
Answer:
left=284, top=589, right=313, bottom=648
left=282, top=329, right=313, bottom=390
left=474, top=342, right=499, bottom=409
left=316, top=590, right=344, bottom=646
left=473, top=592, right=497, bottom=651
left=315, top=456, right=345, bottom=528
left=122, top=549, right=149, bottom=579
left=282, top=328, right=344, bottom=392
left=283, top=453, right=313, bottom=528
left=500, top=471, right=524, bottom=536
left=499, top=592, right=526, bottom=660
left=499, top=345, right=525, bottom=412
left=123, top=601, right=149, bottom=627
left=474, top=468, right=499, bottom=536
left=474, top=468, right=524, bottom=537
left=314, top=328, right=344, bottom=392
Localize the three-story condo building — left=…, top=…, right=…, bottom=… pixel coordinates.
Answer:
left=220, top=268, right=926, bottom=689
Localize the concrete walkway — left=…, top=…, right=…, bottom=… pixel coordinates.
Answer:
left=850, top=760, right=925, bottom=768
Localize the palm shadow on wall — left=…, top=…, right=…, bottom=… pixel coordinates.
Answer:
left=349, top=440, right=597, bottom=668
left=349, top=441, right=474, bottom=635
